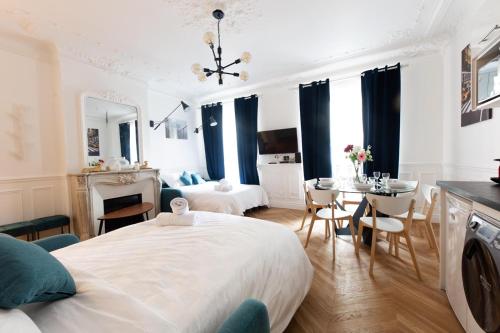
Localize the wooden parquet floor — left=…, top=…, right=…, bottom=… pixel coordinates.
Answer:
left=246, top=207, right=464, bottom=333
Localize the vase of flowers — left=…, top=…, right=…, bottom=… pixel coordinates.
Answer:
left=344, top=144, right=373, bottom=183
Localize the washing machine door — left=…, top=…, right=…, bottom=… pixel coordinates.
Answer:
left=462, top=236, right=500, bottom=333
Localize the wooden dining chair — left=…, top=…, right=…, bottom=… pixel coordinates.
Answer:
left=393, top=184, right=440, bottom=260
left=299, top=180, right=327, bottom=231
left=356, top=193, right=421, bottom=279
left=305, top=187, right=357, bottom=261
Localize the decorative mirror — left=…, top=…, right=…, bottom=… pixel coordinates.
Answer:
left=81, top=95, right=142, bottom=167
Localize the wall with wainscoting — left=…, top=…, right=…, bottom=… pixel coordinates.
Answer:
left=0, top=32, right=69, bottom=225
left=441, top=0, right=500, bottom=181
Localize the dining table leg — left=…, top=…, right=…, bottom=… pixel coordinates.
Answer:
left=335, top=197, right=373, bottom=245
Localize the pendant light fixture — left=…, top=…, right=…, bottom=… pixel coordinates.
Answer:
left=191, top=9, right=251, bottom=85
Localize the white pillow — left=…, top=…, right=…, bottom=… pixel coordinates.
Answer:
left=0, top=309, right=41, bottom=333
left=160, top=172, right=183, bottom=188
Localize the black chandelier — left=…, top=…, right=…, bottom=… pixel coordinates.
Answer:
left=191, top=9, right=251, bottom=85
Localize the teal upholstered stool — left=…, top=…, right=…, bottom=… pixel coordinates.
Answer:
left=0, top=221, right=35, bottom=240
left=160, top=188, right=183, bottom=212
left=217, top=299, right=270, bottom=333
left=31, top=215, right=70, bottom=239
left=33, top=234, right=80, bottom=252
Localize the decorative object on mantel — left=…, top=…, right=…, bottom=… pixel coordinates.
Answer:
left=461, top=44, right=493, bottom=127
left=81, top=159, right=104, bottom=173
left=191, top=9, right=251, bottom=85
left=344, top=144, right=373, bottom=183
left=106, top=157, right=130, bottom=171
left=149, top=101, right=190, bottom=130
left=194, top=116, right=218, bottom=133
left=140, top=161, right=151, bottom=169
left=492, top=159, right=500, bottom=184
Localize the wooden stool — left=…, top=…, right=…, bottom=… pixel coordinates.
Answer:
left=97, top=202, right=154, bottom=235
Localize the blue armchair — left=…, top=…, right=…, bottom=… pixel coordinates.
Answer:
left=160, top=188, right=183, bottom=212
left=217, top=299, right=270, bottom=333
left=33, top=234, right=80, bottom=252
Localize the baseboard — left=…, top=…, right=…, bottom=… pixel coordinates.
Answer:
left=269, top=199, right=305, bottom=211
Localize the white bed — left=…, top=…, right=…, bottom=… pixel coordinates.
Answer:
left=23, top=212, right=313, bottom=333
left=179, top=182, right=269, bottom=215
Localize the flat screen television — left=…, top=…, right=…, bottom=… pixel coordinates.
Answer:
left=257, top=128, right=298, bottom=154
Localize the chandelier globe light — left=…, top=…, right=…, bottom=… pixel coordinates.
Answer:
left=191, top=9, right=251, bottom=85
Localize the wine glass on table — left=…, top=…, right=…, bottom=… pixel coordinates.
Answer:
left=382, top=173, right=390, bottom=187
left=373, top=171, right=380, bottom=189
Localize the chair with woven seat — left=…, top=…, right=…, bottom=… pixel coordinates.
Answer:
left=356, top=193, right=421, bottom=279
left=393, top=184, right=440, bottom=260
left=304, top=187, right=356, bottom=261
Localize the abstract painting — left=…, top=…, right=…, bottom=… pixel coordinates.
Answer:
left=165, top=119, right=188, bottom=140
left=461, top=44, right=493, bottom=127
left=87, top=128, right=100, bottom=156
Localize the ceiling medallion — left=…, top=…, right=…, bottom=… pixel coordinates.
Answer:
left=191, top=9, right=251, bottom=85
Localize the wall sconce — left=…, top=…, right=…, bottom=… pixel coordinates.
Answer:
left=150, top=101, right=190, bottom=130
left=193, top=115, right=218, bottom=134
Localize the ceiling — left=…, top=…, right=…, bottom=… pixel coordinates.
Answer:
left=0, top=0, right=485, bottom=99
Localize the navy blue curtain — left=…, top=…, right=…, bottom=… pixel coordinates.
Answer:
left=361, top=63, right=401, bottom=178
left=234, top=95, right=259, bottom=185
left=119, top=122, right=131, bottom=163
left=299, top=79, right=332, bottom=180
left=202, top=103, right=225, bottom=180
left=134, top=120, right=140, bottom=163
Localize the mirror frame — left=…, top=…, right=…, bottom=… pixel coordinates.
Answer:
left=79, top=91, right=144, bottom=168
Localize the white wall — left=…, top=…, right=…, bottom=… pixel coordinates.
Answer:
left=58, top=57, right=150, bottom=173
left=147, top=89, right=202, bottom=175
left=0, top=30, right=204, bottom=225
left=442, top=0, right=500, bottom=180
left=0, top=32, right=69, bottom=224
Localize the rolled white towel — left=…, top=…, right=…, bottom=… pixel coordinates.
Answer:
left=156, top=212, right=198, bottom=226
left=214, top=184, right=233, bottom=192
left=219, top=178, right=230, bottom=185
left=170, top=197, right=189, bottom=215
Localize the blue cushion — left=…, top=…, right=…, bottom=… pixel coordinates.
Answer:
left=0, top=234, right=76, bottom=309
left=191, top=173, right=206, bottom=185
left=179, top=171, right=193, bottom=186
left=217, top=299, right=270, bottom=333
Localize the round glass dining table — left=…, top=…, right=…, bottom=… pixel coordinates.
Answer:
left=314, top=181, right=418, bottom=245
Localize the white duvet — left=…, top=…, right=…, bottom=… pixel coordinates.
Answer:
left=24, top=212, right=313, bottom=333
left=179, top=182, right=269, bottom=215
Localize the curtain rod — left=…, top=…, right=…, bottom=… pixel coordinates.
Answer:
left=288, top=63, right=408, bottom=90
left=203, top=94, right=260, bottom=106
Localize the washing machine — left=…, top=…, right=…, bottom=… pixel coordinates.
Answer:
left=462, top=212, right=500, bottom=333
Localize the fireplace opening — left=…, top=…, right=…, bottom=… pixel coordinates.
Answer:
left=102, top=193, right=144, bottom=233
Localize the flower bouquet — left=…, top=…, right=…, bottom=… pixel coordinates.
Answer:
left=344, top=145, right=373, bottom=183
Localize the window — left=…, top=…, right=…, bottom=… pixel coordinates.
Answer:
left=222, top=102, right=241, bottom=184
left=330, top=77, right=364, bottom=179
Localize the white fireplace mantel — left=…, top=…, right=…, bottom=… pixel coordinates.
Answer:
left=68, top=169, right=161, bottom=240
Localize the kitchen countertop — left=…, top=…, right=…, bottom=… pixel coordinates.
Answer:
left=436, top=181, right=500, bottom=211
